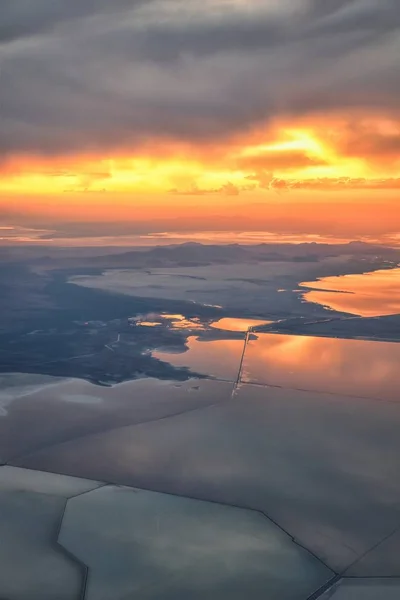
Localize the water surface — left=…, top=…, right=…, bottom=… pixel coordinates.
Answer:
left=0, top=376, right=231, bottom=462
left=60, top=485, right=331, bottom=600
left=23, top=383, right=400, bottom=573
left=210, top=318, right=273, bottom=332
left=154, top=337, right=244, bottom=381
left=242, top=333, right=400, bottom=401
left=301, top=268, right=400, bottom=316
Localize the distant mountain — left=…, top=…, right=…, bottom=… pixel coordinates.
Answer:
left=27, top=240, right=400, bottom=271
left=68, top=243, right=252, bottom=268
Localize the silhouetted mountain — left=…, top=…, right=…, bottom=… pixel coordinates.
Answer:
left=23, top=240, right=400, bottom=271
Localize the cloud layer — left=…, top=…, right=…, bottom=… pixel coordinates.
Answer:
left=1, top=0, right=399, bottom=157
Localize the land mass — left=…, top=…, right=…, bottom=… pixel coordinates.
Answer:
left=0, top=241, right=399, bottom=384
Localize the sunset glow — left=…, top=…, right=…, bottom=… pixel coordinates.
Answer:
left=1, top=118, right=397, bottom=197
left=1, top=0, right=399, bottom=243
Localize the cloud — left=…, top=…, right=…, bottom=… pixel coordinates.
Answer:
left=0, top=224, right=54, bottom=243
left=170, top=181, right=245, bottom=196
left=63, top=170, right=111, bottom=192
left=0, top=1, right=144, bottom=44
left=238, top=150, right=327, bottom=171
left=268, top=176, right=400, bottom=191
left=0, top=0, right=399, bottom=157
left=336, top=121, right=400, bottom=166
left=246, top=171, right=274, bottom=189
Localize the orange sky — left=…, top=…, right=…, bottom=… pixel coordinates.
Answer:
left=2, top=114, right=399, bottom=195
left=1, top=1, right=399, bottom=243
left=2, top=114, right=399, bottom=238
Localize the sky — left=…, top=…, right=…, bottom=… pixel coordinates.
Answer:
left=0, top=0, right=399, bottom=245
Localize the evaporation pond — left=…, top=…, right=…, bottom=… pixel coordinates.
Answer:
left=241, top=333, right=400, bottom=401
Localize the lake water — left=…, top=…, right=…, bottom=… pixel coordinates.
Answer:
left=241, top=332, right=400, bottom=401
left=210, top=317, right=273, bottom=331
left=154, top=337, right=244, bottom=381
left=152, top=318, right=275, bottom=380
left=136, top=315, right=271, bottom=332
left=301, top=267, right=400, bottom=317
left=0, top=375, right=232, bottom=462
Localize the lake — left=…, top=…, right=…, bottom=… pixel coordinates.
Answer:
left=241, top=332, right=400, bottom=401
left=301, top=267, right=400, bottom=317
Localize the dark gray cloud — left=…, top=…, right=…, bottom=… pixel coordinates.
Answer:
left=0, top=0, right=399, bottom=156
left=0, top=0, right=145, bottom=43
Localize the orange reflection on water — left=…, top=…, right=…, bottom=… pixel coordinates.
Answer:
left=301, top=268, right=400, bottom=316
left=170, top=320, right=205, bottom=330
left=137, top=314, right=205, bottom=330
left=242, top=333, right=400, bottom=401
left=161, top=314, right=186, bottom=320
left=161, top=314, right=205, bottom=329
left=210, top=318, right=273, bottom=332
left=153, top=336, right=244, bottom=380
